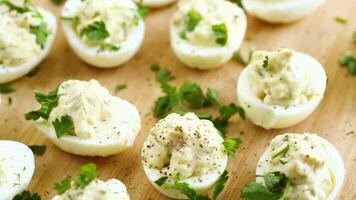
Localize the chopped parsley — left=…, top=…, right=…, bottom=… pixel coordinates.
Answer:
left=228, top=0, right=243, bottom=8
left=30, top=22, right=50, bottom=49
left=176, top=110, right=213, bottom=120
left=240, top=172, right=290, bottom=200
left=272, top=144, right=289, bottom=159
left=50, top=0, right=66, bottom=6
left=52, top=115, right=74, bottom=138
left=0, top=84, right=16, bottom=94
left=13, top=190, right=41, bottom=200
left=54, top=163, right=97, bottom=195
left=213, top=103, right=245, bottom=135
left=25, top=88, right=59, bottom=121
left=187, top=9, right=203, bottom=32
left=135, top=0, right=150, bottom=19
left=155, top=170, right=230, bottom=200
left=28, top=145, right=47, bottom=155
left=334, top=16, right=348, bottom=24
left=262, top=56, right=269, bottom=68
left=151, top=64, right=175, bottom=82
left=0, top=0, right=31, bottom=13
left=212, top=23, right=228, bottom=46
left=80, top=21, right=119, bottom=51
left=223, top=138, right=242, bottom=156
left=115, top=84, right=127, bottom=93
left=339, top=52, right=356, bottom=75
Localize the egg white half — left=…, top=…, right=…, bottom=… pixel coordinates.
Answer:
left=242, top=0, right=325, bottom=23
left=139, top=0, right=176, bottom=8
left=256, top=133, right=345, bottom=200
left=0, top=140, right=35, bottom=200
left=52, top=178, right=130, bottom=200
left=237, top=51, right=327, bottom=129
left=62, top=0, right=145, bottom=68
left=170, top=3, right=247, bottom=70
left=35, top=98, right=141, bottom=157
left=0, top=8, right=56, bottom=84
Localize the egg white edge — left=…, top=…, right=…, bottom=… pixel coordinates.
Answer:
left=0, top=7, right=57, bottom=84
left=241, top=0, right=325, bottom=23
left=61, top=0, right=145, bottom=68
left=255, top=133, right=345, bottom=200
left=0, top=140, right=35, bottom=200
left=237, top=51, right=327, bottom=129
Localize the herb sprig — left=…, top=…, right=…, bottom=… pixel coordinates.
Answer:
left=13, top=190, right=41, bottom=200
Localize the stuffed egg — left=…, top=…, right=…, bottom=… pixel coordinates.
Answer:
left=0, top=0, right=56, bottom=83
left=237, top=48, right=327, bottom=129
left=137, top=0, right=176, bottom=8
left=26, top=79, right=141, bottom=157
left=0, top=140, right=35, bottom=200
left=170, top=0, right=247, bottom=69
left=61, top=0, right=145, bottom=68
left=256, top=133, right=345, bottom=200
left=242, top=0, right=325, bottom=24
left=52, top=163, right=130, bottom=200
left=142, top=113, right=228, bottom=199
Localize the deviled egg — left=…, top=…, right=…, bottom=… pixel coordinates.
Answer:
left=0, top=0, right=56, bottom=83
left=52, top=163, right=130, bottom=200
left=137, top=0, right=176, bottom=8
left=170, top=0, right=247, bottom=69
left=142, top=113, right=228, bottom=199
left=25, top=79, right=141, bottom=157
left=237, top=48, right=327, bottom=129
left=256, top=133, right=345, bottom=200
left=0, top=140, right=35, bottom=200
left=242, top=0, right=325, bottom=24
left=61, top=0, right=145, bottom=68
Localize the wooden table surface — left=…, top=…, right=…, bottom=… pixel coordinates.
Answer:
left=0, top=0, right=355, bottom=199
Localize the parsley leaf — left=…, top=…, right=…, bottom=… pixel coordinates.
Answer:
left=28, top=145, right=47, bottom=156
left=262, top=56, right=269, bottom=68
left=115, top=84, right=127, bottom=93
left=213, top=103, right=245, bottom=135
left=13, top=191, right=41, bottom=200
left=205, top=88, right=220, bottom=106
left=0, top=0, right=31, bottom=13
left=74, top=163, right=97, bottom=188
left=187, top=9, right=203, bottom=32
left=138, top=6, right=149, bottom=19
left=155, top=176, right=168, bottom=186
left=240, top=172, right=290, bottom=200
left=272, top=144, right=289, bottom=159
left=25, top=88, right=59, bottom=121
left=0, top=84, right=16, bottom=94
left=50, top=0, right=66, bottom=6
left=30, top=22, right=50, bottom=49
left=334, top=16, right=348, bottom=24
left=52, top=115, right=74, bottom=138
left=54, top=177, right=71, bottom=195
left=222, top=138, right=242, bottom=156
left=154, top=82, right=182, bottom=118
left=176, top=110, right=213, bottom=120
left=212, top=23, right=228, bottom=46
left=151, top=64, right=175, bottom=82
left=80, top=21, right=111, bottom=48
left=339, top=52, right=356, bottom=75
left=180, top=81, right=207, bottom=109
left=213, top=170, right=229, bottom=200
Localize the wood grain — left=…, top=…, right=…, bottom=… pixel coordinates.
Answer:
left=0, top=0, right=355, bottom=199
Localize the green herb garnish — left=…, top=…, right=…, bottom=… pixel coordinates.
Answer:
left=52, top=115, right=74, bottom=138
left=54, top=177, right=71, bottom=195
left=223, top=138, right=242, bottom=156
left=272, top=144, right=289, bottom=159
left=28, top=145, right=47, bottom=155
left=115, top=84, right=127, bottom=93
left=339, top=52, right=356, bottom=75
left=25, top=88, right=59, bottom=121
left=187, top=9, right=203, bottom=32
left=213, top=103, right=245, bottom=135
left=13, top=190, right=41, bottom=200
left=212, top=23, right=228, bottom=46
left=30, top=22, right=50, bottom=49
left=334, top=16, right=348, bottom=24
left=240, top=172, right=290, bottom=200
left=262, top=56, right=269, bottom=68
left=0, top=84, right=16, bottom=94
left=50, top=0, right=66, bottom=6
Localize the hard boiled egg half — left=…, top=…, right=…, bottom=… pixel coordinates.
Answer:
left=26, top=79, right=141, bottom=157
left=170, top=0, right=247, bottom=69
left=237, top=49, right=327, bottom=129
left=256, top=133, right=345, bottom=200
left=0, top=140, right=35, bottom=200
left=0, top=0, right=56, bottom=83
left=61, top=0, right=145, bottom=68
left=137, top=0, right=176, bottom=8
left=242, top=0, right=325, bottom=23
left=142, top=113, right=228, bottom=199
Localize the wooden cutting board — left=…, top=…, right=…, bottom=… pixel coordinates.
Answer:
left=0, top=0, right=355, bottom=199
